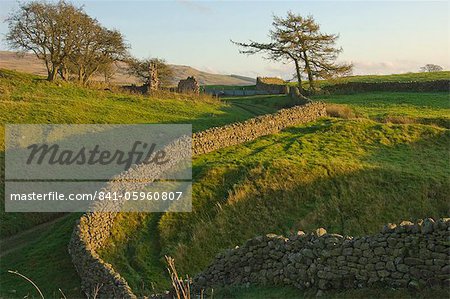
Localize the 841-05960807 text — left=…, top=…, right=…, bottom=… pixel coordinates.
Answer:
left=9, top=191, right=185, bottom=201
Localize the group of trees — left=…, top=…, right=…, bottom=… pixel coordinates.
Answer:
left=6, top=1, right=173, bottom=88
left=6, top=1, right=128, bottom=84
left=6, top=2, right=351, bottom=93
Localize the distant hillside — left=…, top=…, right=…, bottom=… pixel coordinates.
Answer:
left=0, top=51, right=256, bottom=86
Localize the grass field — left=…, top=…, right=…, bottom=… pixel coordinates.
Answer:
left=99, top=90, right=449, bottom=296
left=317, top=92, right=450, bottom=127
left=101, top=117, right=449, bottom=296
left=0, top=69, right=292, bottom=238
left=0, top=69, right=293, bottom=298
left=0, top=69, right=449, bottom=298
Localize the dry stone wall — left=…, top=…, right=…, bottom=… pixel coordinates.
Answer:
left=193, top=102, right=326, bottom=155
left=322, top=80, right=450, bottom=94
left=68, top=136, right=192, bottom=298
left=194, top=218, right=450, bottom=292
left=68, top=102, right=327, bottom=298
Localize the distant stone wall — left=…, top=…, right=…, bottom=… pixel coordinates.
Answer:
left=68, top=102, right=327, bottom=298
left=194, top=218, right=450, bottom=292
left=322, top=80, right=450, bottom=94
left=256, top=77, right=289, bottom=94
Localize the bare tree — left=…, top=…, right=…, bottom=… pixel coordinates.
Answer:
left=6, top=1, right=128, bottom=84
left=420, top=64, right=443, bottom=72
left=6, top=1, right=83, bottom=81
left=232, top=12, right=352, bottom=95
left=127, top=57, right=174, bottom=90
left=68, top=24, right=128, bottom=85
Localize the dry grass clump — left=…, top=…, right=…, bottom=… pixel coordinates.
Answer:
left=326, top=104, right=356, bottom=119
left=165, top=256, right=192, bottom=299
left=380, top=115, right=416, bottom=124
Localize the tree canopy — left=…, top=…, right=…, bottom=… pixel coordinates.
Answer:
left=6, top=1, right=128, bottom=84
left=420, top=64, right=444, bottom=73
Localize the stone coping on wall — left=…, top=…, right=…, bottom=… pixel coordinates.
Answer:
left=194, top=218, right=450, bottom=292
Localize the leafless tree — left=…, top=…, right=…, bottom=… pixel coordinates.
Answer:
left=6, top=1, right=128, bottom=84
left=6, top=1, right=82, bottom=81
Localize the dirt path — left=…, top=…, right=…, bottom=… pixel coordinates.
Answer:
left=0, top=214, right=69, bottom=258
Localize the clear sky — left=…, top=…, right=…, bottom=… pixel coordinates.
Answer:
left=0, top=0, right=448, bottom=79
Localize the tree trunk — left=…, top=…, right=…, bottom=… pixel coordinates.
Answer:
left=303, top=51, right=315, bottom=93
left=58, top=65, right=69, bottom=81
left=47, top=67, right=57, bottom=81
left=77, top=67, right=84, bottom=84
left=294, top=59, right=303, bottom=93
left=293, top=58, right=311, bottom=103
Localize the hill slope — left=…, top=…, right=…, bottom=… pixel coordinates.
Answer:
left=0, top=51, right=256, bottom=86
left=99, top=90, right=449, bottom=296
left=1, top=69, right=448, bottom=298
left=0, top=69, right=293, bottom=298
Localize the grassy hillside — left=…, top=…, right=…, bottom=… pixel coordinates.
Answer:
left=0, top=69, right=293, bottom=237
left=100, top=92, right=449, bottom=296
left=101, top=118, right=449, bottom=295
left=1, top=69, right=449, bottom=298
left=0, top=69, right=292, bottom=298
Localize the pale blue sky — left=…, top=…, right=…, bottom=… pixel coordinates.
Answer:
left=0, top=1, right=449, bottom=79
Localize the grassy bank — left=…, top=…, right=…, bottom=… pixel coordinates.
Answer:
left=0, top=69, right=292, bottom=238
left=0, top=69, right=293, bottom=298
left=102, top=117, right=449, bottom=295
left=1, top=69, right=449, bottom=298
